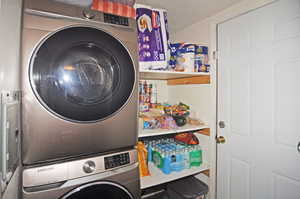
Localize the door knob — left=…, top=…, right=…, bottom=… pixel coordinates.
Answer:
left=219, top=121, right=226, bottom=128
left=216, top=136, right=226, bottom=144
left=298, top=142, right=300, bottom=153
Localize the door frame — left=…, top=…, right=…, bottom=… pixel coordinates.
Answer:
left=207, top=0, right=276, bottom=198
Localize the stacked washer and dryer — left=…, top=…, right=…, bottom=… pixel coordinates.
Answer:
left=21, top=0, right=140, bottom=198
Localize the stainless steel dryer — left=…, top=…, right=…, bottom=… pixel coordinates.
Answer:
left=21, top=0, right=139, bottom=165
left=22, top=149, right=140, bottom=199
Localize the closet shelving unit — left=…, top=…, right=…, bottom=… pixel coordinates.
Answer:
left=141, top=162, right=210, bottom=189
left=140, top=69, right=210, bottom=81
left=138, top=70, right=211, bottom=189
left=139, top=124, right=209, bottom=138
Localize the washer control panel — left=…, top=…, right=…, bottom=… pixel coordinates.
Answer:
left=104, top=152, right=130, bottom=169
left=23, top=149, right=137, bottom=188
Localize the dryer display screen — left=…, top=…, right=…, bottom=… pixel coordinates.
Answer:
left=104, top=13, right=129, bottom=26
left=104, top=153, right=130, bottom=169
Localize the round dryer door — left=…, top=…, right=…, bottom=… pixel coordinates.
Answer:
left=30, top=26, right=135, bottom=122
left=61, top=182, right=134, bottom=199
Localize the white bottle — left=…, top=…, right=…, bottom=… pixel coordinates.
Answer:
left=183, top=148, right=190, bottom=169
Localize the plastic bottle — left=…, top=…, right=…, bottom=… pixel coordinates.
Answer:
left=183, top=148, right=190, bottom=169
left=168, top=149, right=183, bottom=172
left=162, top=151, right=171, bottom=174
left=153, top=149, right=163, bottom=168
left=150, top=83, right=157, bottom=105
left=197, top=145, right=203, bottom=165
left=147, top=143, right=152, bottom=162
left=189, top=145, right=203, bottom=167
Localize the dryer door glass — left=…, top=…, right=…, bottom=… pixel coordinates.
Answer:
left=30, top=27, right=135, bottom=122
left=62, top=183, right=133, bottom=199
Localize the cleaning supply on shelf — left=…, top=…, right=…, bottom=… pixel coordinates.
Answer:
left=189, top=145, right=203, bottom=167
left=137, top=141, right=151, bottom=177
left=153, top=150, right=164, bottom=168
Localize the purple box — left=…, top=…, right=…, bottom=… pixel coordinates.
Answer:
left=136, top=6, right=169, bottom=70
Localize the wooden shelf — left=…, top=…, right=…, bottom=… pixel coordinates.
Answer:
left=140, top=70, right=210, bottom=81
left=201, top=169, right=210, bottom=177
left=196, top=128, right=210, bottom=136
left=138, top=124, right=209, bottom=138
left=141, top=162, right=209, bottom=189
left=167, top=75, right=210, bottom=85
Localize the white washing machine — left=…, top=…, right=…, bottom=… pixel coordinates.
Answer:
left=21, top=0, right=139, bottom=165
left=22, top=149, right=141, bottom=199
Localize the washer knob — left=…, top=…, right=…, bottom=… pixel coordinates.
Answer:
left=83, top=161, right=96, bottom=173
left=83, top=9, right=96, bottom=20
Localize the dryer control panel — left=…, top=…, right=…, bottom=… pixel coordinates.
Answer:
left=104, top=13, right=129, bottom=26
left=104, top=152, right=130, bottom=169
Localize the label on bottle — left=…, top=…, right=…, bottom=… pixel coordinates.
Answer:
left=190, top=150, right=203, bottom=167
left=152, top=151, right=164, bottom=168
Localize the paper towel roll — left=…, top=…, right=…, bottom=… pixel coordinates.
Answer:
left=182, top=52, right=195, bottom=72
left=176, top=44, right=195, bottom=72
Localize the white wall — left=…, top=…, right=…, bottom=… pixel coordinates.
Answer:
left=0, top=0, right=23, bottom=91
left=171, top=0, right=275, bottom=44
left=171, top=19, right=210, bottom=45
left=0, top=0, right=22, bottom=198
left=2, top=168, right=20, bottom=199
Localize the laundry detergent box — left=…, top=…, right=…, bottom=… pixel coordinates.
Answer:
left=136, top=5, right=169, bottom=70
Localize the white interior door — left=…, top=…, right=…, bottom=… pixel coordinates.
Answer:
left=217, top=0, right=300, bottom=199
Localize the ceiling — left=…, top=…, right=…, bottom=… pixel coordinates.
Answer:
left=56, top=0, right=243, bottom=32
left=135, top=0, right=243, bottom=32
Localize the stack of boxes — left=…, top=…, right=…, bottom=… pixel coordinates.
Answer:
left=136, top=5, right=210, bottom=73
left=170, top=43, right=210, bottom=73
